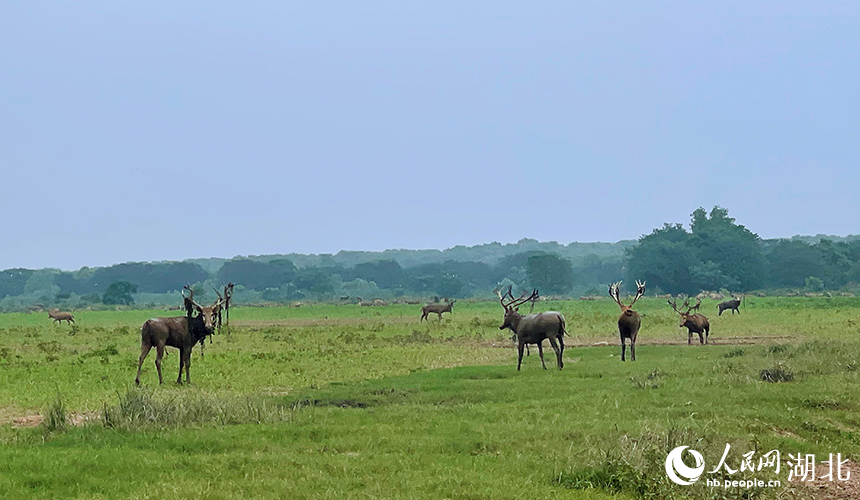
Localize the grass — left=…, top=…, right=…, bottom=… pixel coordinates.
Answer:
left=0, top=297, right=859, bottom=498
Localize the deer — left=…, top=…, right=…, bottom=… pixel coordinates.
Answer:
left=668, top=297, right=710, bottom=345
left=135, top=286, right=222, bottom=385
left=496, top=287, right=566, bottom=371
left=420, top=300, right=455, bottom=321
left=609, top=280, right=645, bottom=361
left=48, top=308, right=75, bottom=325
left=717, top=295, right=742, bottom=316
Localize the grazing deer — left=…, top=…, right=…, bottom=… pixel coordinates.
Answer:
left=717, top=296, right=742, bottom=316
left=135, top=287, right=222, bottom=385
left=609, top=280, right=645, bottom=361
left=420, top=300, right=455, bottom=321
left=496, top=287, right=566, bottom=371
left=48, top=308, right=75, bottom=325
left=668, top=297, right=710, bottom=345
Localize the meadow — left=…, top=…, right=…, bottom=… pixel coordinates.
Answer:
left=1, top=297, right=859, bottom=499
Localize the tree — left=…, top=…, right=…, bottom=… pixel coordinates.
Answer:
left=103, top=281, right=138, bottom=305
left=350, top=260, right=407, bottom=290
left=688, top=206, right=767, bottom=291
left=525, top=254, right=573, bottom=294
left=217, top=259, right=296, bottom=290
left=626, top=224, right=697, bottom=295
left=627, top=208, right=767, bottom=294
left=766, top=240, right=826, bottom=288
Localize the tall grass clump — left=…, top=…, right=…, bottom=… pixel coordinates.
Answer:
left=42, top=391, right=68, bottom=434
left=555, top=428, right=773, bottom=500
left=102, top=388, right=295, bottom=430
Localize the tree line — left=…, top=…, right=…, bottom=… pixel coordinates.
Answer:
left=0, top=206, right=858, bottom=310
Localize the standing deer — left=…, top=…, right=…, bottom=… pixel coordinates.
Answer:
left=496, top=287, right=566, bottom=371
left=135, top=287, right=222, bottom=385
left=609, top=280, right=645, bottom=361
left=717, top=296, right=742, bottom=316
left=48, top=308, right=75, bottom=325
left=668, top=297, right=710, bottom=345
left=420, top=300, right=455, bottom=321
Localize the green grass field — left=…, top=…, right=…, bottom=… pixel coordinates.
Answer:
left=1, top=297, right=859, bottom=499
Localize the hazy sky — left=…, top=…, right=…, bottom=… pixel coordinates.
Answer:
left=1, top=2, right=857, bottom=271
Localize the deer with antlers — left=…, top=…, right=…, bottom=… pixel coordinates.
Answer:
left=496, top=287, right=566, bottom=371
left=135, top=286, right=222, bottom=385
left=668, top=297, right=710, bottom=345
left=608, top=280, right=645, bottom=361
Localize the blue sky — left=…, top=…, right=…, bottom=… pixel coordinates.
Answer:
left=1, top=2, right=857, bottom=270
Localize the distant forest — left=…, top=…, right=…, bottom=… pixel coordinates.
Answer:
left=2, top=207, right=859, bottom=311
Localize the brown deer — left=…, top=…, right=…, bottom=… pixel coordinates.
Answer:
left=668, top=297, right=710, bottom=345
left=135, top=287, right=222, bottom=385
left=496, top=287, right=566, bottom=371
left=609, top=280, right=645, bottom=361
left=420, top=300, right=455, bottom=321
left=717, top=295, right=742, bottom=316
left=48, top=308, right=75, bottom=325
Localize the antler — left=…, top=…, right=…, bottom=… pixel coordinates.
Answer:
left=668, top=296, right=692, bottom=315
left=629, top=280, right=646, bottom=306
left=509, top=289, right=539, bottom=310
left=495, top=286, right=515, bottom=311
left=608, top=281, right=623, bottom=307
left=182, top=285, right=204, bottom=309
left=495, top=286, right=537, bottom=311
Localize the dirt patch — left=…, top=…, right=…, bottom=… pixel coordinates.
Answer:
left=11, top=414, right=43, bottom=428
left=790, top=459, right=860, bottom=500
left=455, top=335, right=798, bottom=350
left=236, top=317, right=420, bottom=328
left=7, top=411, right=98, bottom=429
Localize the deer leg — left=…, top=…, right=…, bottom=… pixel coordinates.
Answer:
left=538, top=342, right=547, bottom=370
left=517, top=341, right=525, bottom=371
left=688, top=331, right=692, bottom=345
left=135, top=343, right=151, bottom=385
left=547, top=336, right=562, bottom=370
left=176, top=348, right=185, bottom=384
left=558, top=335, right=565, bottom=358
left=183, top=349, right=192, bottom=384
left=630, top=340, right=636, bottom=361
left=620, top=337, right=626, bottom=361
left=155, top=344, right=165, bottom=385
left=705, top=325, right=710, bottom=344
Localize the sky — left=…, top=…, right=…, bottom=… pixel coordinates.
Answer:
left=1, top=1, right=858, bottom=271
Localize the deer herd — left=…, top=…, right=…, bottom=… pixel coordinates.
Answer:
left=47, top=276, right=745, bottom=382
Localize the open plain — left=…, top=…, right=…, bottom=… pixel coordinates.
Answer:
left=1, top=297, right=859, bottom=499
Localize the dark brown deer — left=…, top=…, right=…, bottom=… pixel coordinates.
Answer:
left=496, top=287, right=566, bottom=371
left=668, top=297, right=710, bottom=345
left=609, top=280, right=645, bottom=361
left=135, top=287, right=222, bottom=385
left=48, top=308, right=75, bottom=325
left=420, top=300, right=455, bottom=321
left=717, top=296, right=742, bottom=316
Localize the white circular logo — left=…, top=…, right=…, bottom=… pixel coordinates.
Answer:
left=665, top=446, right=705, bottom=485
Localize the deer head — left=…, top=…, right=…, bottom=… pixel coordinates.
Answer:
left=668, top=296, right=694, bottom=327
left=609, top=280, right=645, bottom=317
left=182, top=285, right=222, bottom=332
left=495, top=286, right=539, bottom=331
